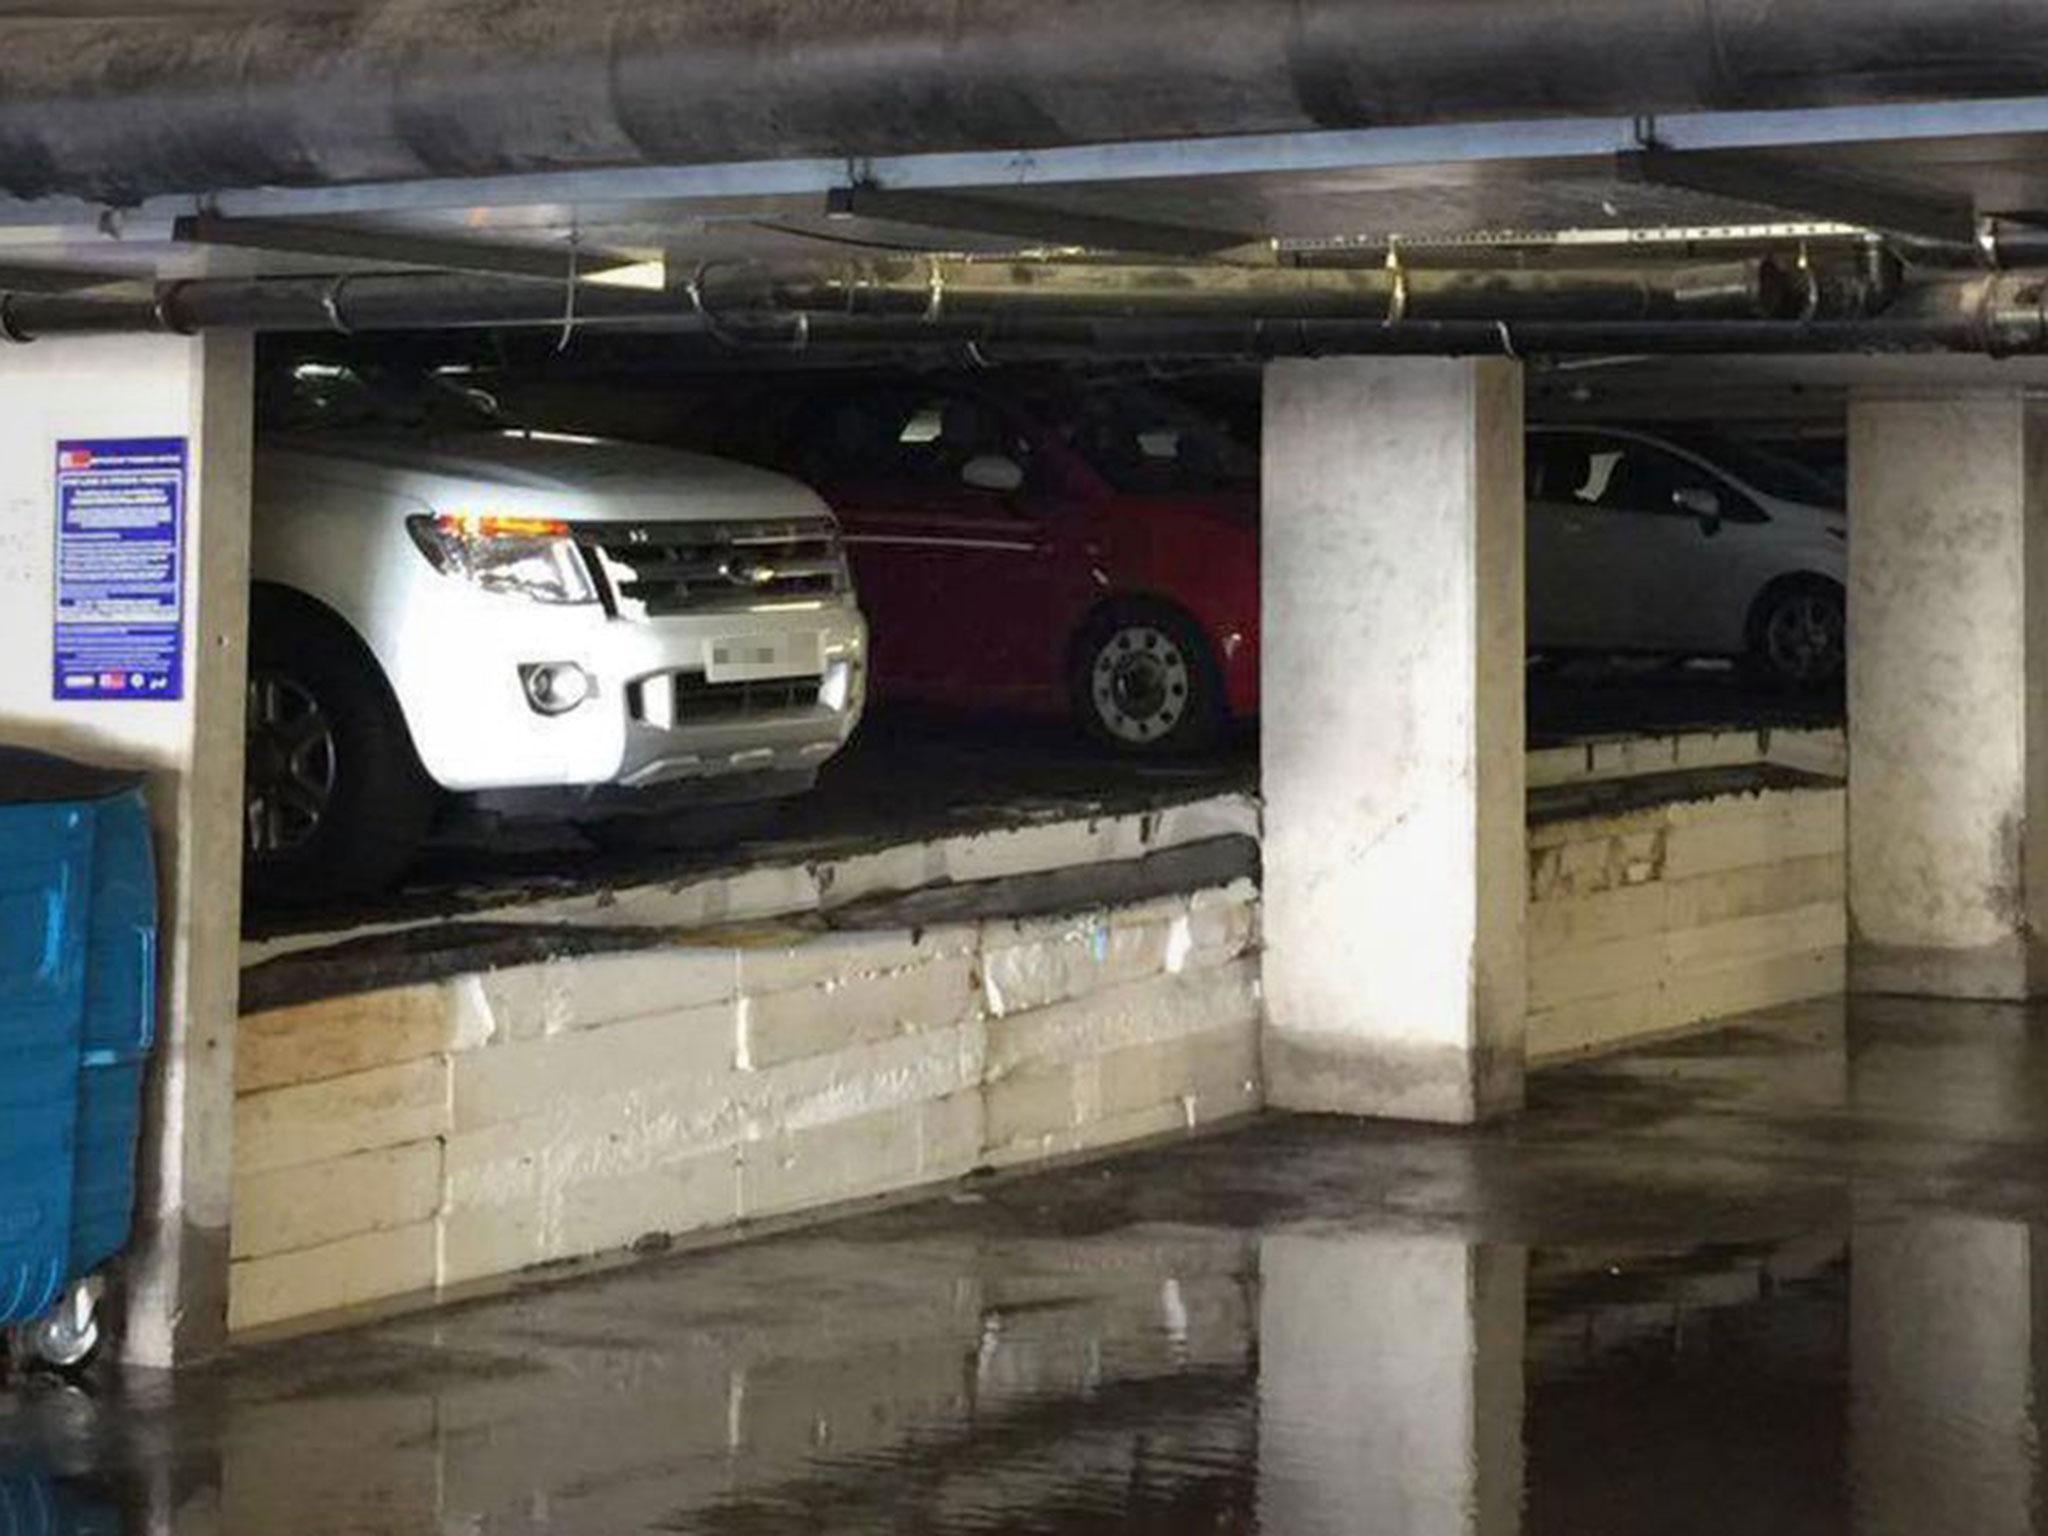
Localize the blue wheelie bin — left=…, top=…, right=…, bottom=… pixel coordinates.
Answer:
left=0, top=1463, right=123, bottom=1536
left=0, top=749, right=157, bottom=1372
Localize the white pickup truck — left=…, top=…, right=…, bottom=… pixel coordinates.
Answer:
left=245, top=358, right=867, bottom=902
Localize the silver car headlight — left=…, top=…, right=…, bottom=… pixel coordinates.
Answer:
left=406, top=512, right=599, bottom=605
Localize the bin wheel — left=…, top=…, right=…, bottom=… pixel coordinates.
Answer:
left=15, top=1279, right=102, bottom=1374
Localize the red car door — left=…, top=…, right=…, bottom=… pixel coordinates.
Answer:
left=807, top=388, right=1082, bottom=712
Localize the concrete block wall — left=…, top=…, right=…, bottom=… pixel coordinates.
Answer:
left=228, top=987, right=484, bottom=1329
left=242, top=791, right=1262, bottom=970
left=1526, top=725, right=1846, bottom=790
left=228, top=882, right=1262, bottom=1332
left=226, top=733, right=1849, bottom=1334
left=1528, top=783, right=1846, bottom=1061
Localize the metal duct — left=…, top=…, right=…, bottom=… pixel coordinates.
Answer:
left=1, top=0, right=2044, bottom=205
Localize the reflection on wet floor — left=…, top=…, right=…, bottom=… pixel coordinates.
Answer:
left=6, top=994, right=2048, bottom=1534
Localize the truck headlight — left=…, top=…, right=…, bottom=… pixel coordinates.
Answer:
left=407, top=513, right=599, bottom=605
left=819, top=658, right=855, bottom=712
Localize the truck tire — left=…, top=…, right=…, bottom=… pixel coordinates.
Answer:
left=243, top=589, right=437, bottom=905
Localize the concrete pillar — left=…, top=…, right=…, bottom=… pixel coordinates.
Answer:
left=0, top=334, right=253, bottom=1365
left=1260, top=357, right=1527, bottom=1123
left=1258, top=1231, right=1525, bottom=1535
left=1848, top=391, right=2048, bottom=998
left=1850, top=1217, right=2038, bottom=1536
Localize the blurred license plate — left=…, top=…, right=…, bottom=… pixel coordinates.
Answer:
left=705, top=632, right=821, bottom=682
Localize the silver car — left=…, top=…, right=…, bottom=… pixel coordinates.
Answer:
left=1527, top=425, right=1847, bottom=688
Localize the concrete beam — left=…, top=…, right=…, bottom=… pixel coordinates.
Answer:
left=1260, top=356, right=1528, bottom=1122
left=821, top=185, right=1252, bottom=256
left=1620, top=148, right=1977, bottom=243
left=0, top=334, right=253, bottom=1364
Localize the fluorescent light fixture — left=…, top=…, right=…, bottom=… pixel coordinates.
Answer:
left=583, top=257, right=668, bottom=291
left=501, top=428, right=605, bottom=446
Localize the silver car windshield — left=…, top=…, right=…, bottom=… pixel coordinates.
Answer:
left=1653, top=431, right=1842, bottom=508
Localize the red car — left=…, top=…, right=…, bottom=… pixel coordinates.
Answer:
left=704, top=372, right=1260, bottom=752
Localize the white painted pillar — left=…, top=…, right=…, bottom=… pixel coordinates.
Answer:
left=1258, top=1231, right=1525, bottom=1535
left=1848, top=391, right=2048, bottom=999
left=1261, top=357, right=1527, bottom=1122
left=1850, top=1217, right=2037, bottom=1536
left=0, top=334, right=253, bottom=1365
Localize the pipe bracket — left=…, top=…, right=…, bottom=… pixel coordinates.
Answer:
left=320, top=275, right=354, bottom=334
left=556, top=234, right=580, bottom=353
left=1795, top=244, right=1821, bottom=322
left=152, top=281, right=195, bottom=336
left=1384, top=240, right=1408, bottom=325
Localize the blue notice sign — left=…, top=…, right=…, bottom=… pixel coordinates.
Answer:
left=53, top=437, right=188, bottom=702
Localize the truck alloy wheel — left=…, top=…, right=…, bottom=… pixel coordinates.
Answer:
left=244, top=670, right=340, bottom=855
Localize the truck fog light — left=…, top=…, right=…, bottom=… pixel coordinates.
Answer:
left=520, top=662, right=594, bottom=715
left=819, top=658, right=854, bottom=712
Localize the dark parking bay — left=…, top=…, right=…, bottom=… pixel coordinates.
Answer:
left=245, top=666, right=1838, bottom=941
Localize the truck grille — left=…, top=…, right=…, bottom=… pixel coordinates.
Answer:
left=628, top=671, right=828, bottom=726
left=671, top=673, right=824, bottom=722
left=577, top=517, right=845, bottom=616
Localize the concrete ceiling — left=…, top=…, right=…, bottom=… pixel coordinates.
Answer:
left=8, top=42, right=2048, bottom=421
left=6, top=90, right=2048, bottom=287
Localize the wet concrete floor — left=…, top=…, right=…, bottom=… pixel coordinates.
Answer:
left=7, top=992, right=2037, bottom=1534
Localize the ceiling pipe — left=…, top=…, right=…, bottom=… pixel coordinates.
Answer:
left=1005, top=273, right=2048, bottom=357
left=0, top=271, right=689, bottom=342
left=698, top=255, right=1811, bottom=324
left=1893, top=219, right=2048, bottom=272
left=2, top=261, right=2042, bottom=358
left=2, top=0, right=2046, bottom=206
left=0, top=253, right=1820, bottom=341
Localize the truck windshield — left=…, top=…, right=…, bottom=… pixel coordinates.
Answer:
left=259, top=360, right=508, bottom=434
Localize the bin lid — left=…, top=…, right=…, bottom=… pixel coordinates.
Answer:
left=0, top=746, right=147, bottom=805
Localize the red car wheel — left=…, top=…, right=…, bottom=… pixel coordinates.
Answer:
left=1072, top=602, right=1223, bottom=754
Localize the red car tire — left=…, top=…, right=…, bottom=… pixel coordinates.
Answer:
left=1070, top=600, right=1224, bottom=755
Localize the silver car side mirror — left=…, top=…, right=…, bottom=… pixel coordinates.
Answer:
left=1674, top=485, right=1723, bottom=532
left=961, top=453, right=1025, bottom=493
